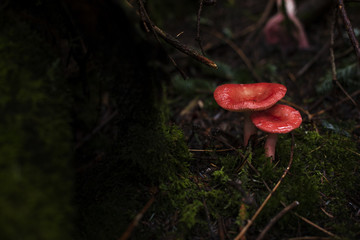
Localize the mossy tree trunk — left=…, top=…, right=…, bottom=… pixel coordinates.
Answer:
left=0, top=9, right=73, bottom=240
left=1, top=1, right=190, bottom=239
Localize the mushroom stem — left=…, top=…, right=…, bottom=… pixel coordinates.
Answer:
left=288, top=14, right=310, bottom=49
left=243, top=113, right=257, bottom=147
left=264, top=133, right=278, bottom=161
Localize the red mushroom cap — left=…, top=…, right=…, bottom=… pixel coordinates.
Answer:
left=214, top=83, right=287, bottom=112
left=250, top=104, right=302, bottom=134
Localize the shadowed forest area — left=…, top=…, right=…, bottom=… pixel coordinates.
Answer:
left=1, top=0, right=360, bottom=239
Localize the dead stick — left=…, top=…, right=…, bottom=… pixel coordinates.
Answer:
left=313, top=88, right=360, bottom=117
left=209, top=30, right=262, bottom=82
left=279, top=99, right=312, bottom=120
left=296, top=41, right=330, bottom=78
left=256, top=201, right=300, bottom=240
left=136, top=0, right=216, bottom=70
left=75, top=110, right=118, bottom=150
left=137, top=0, right=188, bottom=78
left=119, top=193, right=156, bottom=240
left=210, top=135, right=245, bottom=158
left=204, top=0, right=275, bottom=52
left=153, top=25, right=217, bottom=69
left=293, top=213, right=339, bottom=239
left=338, top=0, right=360, bottom=66
left=234, top=134, right=295, bottom=240
left=189, top=148, right=235, bottom=152
left=242, top=0, right=276, bottom=48
left=330, top=7, right=358, bottom=106
left=196, top=0, right=205, bottom=55
left=203, top=198, right=217, bottom=240
left=288, top=237, right=332, bottom=240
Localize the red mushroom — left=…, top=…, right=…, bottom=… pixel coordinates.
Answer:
left=264, top=0, right=310, bottom=50
left=251, top=104, right=302, bottom=160
left=213, top=83, right=287, bottom=146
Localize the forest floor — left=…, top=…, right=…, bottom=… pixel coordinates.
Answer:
left=4, top=1, right=360, bottom=240
left=136, top=0, right=360, bottom=239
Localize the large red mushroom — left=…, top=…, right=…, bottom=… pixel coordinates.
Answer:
left=251, top=104, right=302, bottom=160
left=213, top=83, right=287, bottom=146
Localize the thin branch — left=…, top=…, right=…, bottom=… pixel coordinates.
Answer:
left=209, top=30, right=262, bottom=82
left=330, top=6, right=358, bottom=107
left=279, top=99, right=312, bottom=121
left=75, top=110, right=118, bottom=150
left=0, top=0, right=9, bottom=10
left=312, top=88, right=360, bottom=117
left=296, top=41, right=330, bottom=78
left=196, top=0, right=205, bottom=55
left=293, top=213, right=339, bottom=239
left=189, top=148, right=235, bottom=152
left=137, top=0, right=217, bottom=69
left=242, top=0, right=276, bottom=48
left=203, top=198, right=217, bottom=240
left=217, top=215, right=226, bottom=240
left=152, top=25, right=217, bottom=69
left=234, top=134, right=295, bottom=240
left=287, top=237, right=332, bottom=240
left=256, top=201, right=300, bottom=240
left=338, top=0, right=360, bottom=66
left=204, top=0, right=275, bottom=52
left=119, top=189, right=157, bottom=240
left=210, top=135, right=245, bottom=158
left=137, top=0, right=189, bottom=78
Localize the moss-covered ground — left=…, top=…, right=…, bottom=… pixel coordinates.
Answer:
left=140, top=126, right=359, bottom=239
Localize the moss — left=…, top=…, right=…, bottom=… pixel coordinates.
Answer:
left=213, top=167, right=231, bottom=184
left=0, top=13, right=73, bottom=240
left=73, top=20, right=194, bottom=239
left=75, top=116, right=194, bottom=240
left=248, top=128, right=360, bottom=238
left=153, top=127, right=360, bottom=239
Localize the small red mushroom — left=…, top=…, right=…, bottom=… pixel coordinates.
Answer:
left=213, top=83, right=287, bottom=146
left=250, top=104, right=302, bottom=160
left=264, top=0, right=310, bottom=50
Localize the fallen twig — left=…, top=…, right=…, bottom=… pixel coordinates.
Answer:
left=196, top=0, right=206, bottom=55
left=330, top=7, right=358, bottom=107
left=136, top=0, right=189, bottom=78
left=279, top=99, right=312, bottom=120
left=209, top=30, right=262, bottom=82
left=287, top=237, right=332, bottom=240
left=189, top=148, right=235, bottom=152
left=119, top=188, right=157, bottom=240
left=312, top=88, right=360, bottom=117
left=203, top=198, right=217, bottom=240
left=217, top=215, right=227, bottom=240
left=204, top=0, right=276, bottom=52
left=338, top=0, right=360, bottom=66
left=75, top=110, right=118, bottom=150
left=210, top=135, right=245, bottom=158
left=136, top=0, right=217, bottom=72
left=234, top=133, right=295, bottom=240
left=153, top=25, right=217, bottom=69
left=256, top=201, right=300, bottom=240
left=242, top=0, right=276, bottom=48
left=296, top=41, right=330, bottom=78
left=293, top=213, right=339, bottom=239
